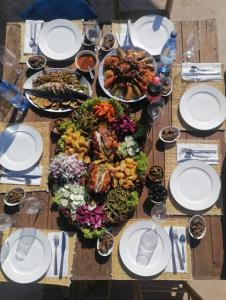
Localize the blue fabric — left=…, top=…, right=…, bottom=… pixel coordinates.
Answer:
left=20, top=0, right=97, bottom=21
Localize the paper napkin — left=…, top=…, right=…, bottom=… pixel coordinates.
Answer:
left=0, top=164, right=43, bottom=185
left=164, top=226, right=187, bottom=273
left=177, top=143, right=219, bottom=165
left=24, top=20, right=44, bottom=54
left=182, top=63, right=222, bottom=81
left=47, top=232, right=69, bottom=278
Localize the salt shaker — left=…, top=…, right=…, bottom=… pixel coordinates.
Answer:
left=136, top=227, right=158, bottom=266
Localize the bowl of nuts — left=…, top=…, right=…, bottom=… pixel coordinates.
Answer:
left=159, top=126, right=180, bottom=143
left=97, top=231, right=114, bottom=257
left=148, top=165, right=164, bottom=184
left=4, top=187, right=26, bottom=206
left=188, top=215, right=206, bottom=240
left=27, top=55, right=46, bottom=70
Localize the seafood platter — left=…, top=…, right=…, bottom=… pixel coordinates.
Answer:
left=49, top=98, right=148, bottom=239
left=23, top=69, right=92, bottom=112
left=99, top=47, right=157, bottom=102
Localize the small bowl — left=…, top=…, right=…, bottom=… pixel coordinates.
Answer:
left=26, top=55, right=46, bottom=70
left=148, top=184, right=168, bottom=204
left=97, top=231, right=114, bottom=257
left=147, top=165, right=164, bottom=184
left=188, top=215, right=206, bottom=240
left=159, top=126, right=180, bottom=143
left=75, top=50, right=97, bottom=72
left=4, top=187, right=26, bottom=206
left=100, top=33, right=115, bottom=52
left=161, top=77, right=173, bottom=97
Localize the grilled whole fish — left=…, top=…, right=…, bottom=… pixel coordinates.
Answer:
left=25, top=82, right=89, bottom=101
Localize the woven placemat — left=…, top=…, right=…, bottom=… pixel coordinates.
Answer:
left=0, top=122, right=50, bottom=193
left=19, top=20, right=84, bottom=63
left=165, top=139, right=223, bottom=215
left=0, top=228, right=76, bottom=286
left=171, top=64, right=225, bottom=130
left=112, top=218, right=192, bottom=280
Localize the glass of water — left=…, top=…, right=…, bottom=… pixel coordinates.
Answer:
left=0, top=214, right=14, bottom=232
left=0, top=45, right=21, bottom=76
left=183, top=32, right=200, bottom=62
left=85, top=22, right=101, bottom=45
left=19, top=197, right=47, bottom=215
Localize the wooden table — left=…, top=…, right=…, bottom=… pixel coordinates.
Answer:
left=0, top=19, right=225, bottom=280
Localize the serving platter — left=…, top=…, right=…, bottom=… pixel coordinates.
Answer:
left=119, top=220, right=171, bottom=277
left=23, top=68, right=92, bottom=113
left=38, top=19, right=82, bottom=60
left=98, top=46, right=157, bottom=103
left=0, top=124, right=43, bottom=172
left=131, top=15, right=174, bottom=56
left=179, top=85, right=226, bottom=131
left=170, top=160, right=221, bottom=211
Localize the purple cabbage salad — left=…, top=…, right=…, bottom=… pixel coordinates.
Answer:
left=49, top=153, right=87, bottom=183
left=112, top=115, right=137, bottom=138
left=76, top=204, right=106, bottom=229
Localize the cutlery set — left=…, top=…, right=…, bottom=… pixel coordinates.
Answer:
left=169, top=226, right=186, bottom=273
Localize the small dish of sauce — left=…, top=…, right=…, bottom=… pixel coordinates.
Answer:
left=75, top=50, right=97, bottom=72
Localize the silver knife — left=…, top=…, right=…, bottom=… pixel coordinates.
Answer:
left=59, top=232, right=66, bottom=279
left=169, top=227, right=177, bottom=274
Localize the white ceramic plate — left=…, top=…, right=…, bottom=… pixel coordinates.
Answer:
left=38, top=19, right=82, bottom=60
left=23, top=68, right=92, bottom=113
left=98, top=47, right=157, bottom=103
left=0, top=124, right=43, bottom=171
left=1, top=229, right=51, bottom=283
left=131, top=15, right=174, bottom=56
left=119, top=220, right=171, bottom=277
left=170, top=160, right=221, bottom=211
left=179, top=85, right=226, bottom=130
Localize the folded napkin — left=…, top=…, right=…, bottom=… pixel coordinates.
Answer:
left=164, top=226, right=187, bottom=273
left=24, top=20, right=44, bottom=54
left=0, top=164, right=43, bottom=185
left=182, top=63, right=222, bottom=81
left=177, top=143, right=219, bottom=165
left=47, top=232, right=69, bottom=278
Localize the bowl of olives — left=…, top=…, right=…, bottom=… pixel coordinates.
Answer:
left=188, top=215, right=206, bottom=240
left=148, top=165, right=164, bottom=184
left=148, top=184, right=168, bottom=204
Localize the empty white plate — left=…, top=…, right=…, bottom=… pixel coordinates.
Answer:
left=131, top=15, right=174, bottom=56
left=1, top=228, right=51, bottom=283
left=0, top=124, right=43, bottom=171
left=170, top=160, right=221, bottom=211
left=38, top=19, right=82, bottom=60
left=179, top=85, right=226, bottom=130
left=119, top=220, right=171, bottom=277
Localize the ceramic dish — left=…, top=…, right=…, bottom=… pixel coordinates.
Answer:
left=0, top=124, right=43, bottom=172
left=119, top=220, right=171, bottom=277
left=0, top=228, right=51, bottom=283
left=4, top=187, right=26, bottom=207
left=38, top=19, right=82, bottom=60
left=188, top=215, right=206, bottom=240
left=97, top=232, right=114, bottom=257
left=170, top=160, right=221, bottom=211
left=26, top=55, right=46, bottom=70
left=159, top=126, right=180, bottom=143
left=23, top=68, right=92, bottom=113
left=100, top=33, right=116, bottom=52
left=179, top=85, right=226, bottom=131
left=131, top=15, right=174, bottom=56
left=75, top=50, right=97, bottom=72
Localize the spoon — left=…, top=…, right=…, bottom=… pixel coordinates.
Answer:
left=88, top=66, right=94, bottom=80
left=179, top=234, right=186, bottom=263
left=189, top=65, right=220, bottom=74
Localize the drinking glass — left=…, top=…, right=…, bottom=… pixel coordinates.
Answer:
left=183, top=32, right=200, bottom=62
left=151, top=202, right=167, bottom=222
left=20, top=197, right=47, bottom=215
left=0, top=46, right=21, bottom=76
left=85, top=22, right=101, bottom=52
left=147, top=99, right=165, bottom=126
left=0, top=213, right=14, bottom=232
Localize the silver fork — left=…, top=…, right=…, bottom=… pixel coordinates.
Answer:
left=29, top=22, right=37, bottom=54
left=172, top=229, right=184, bottom=271
left=54, top=234, right=59, bottom=276
left=180, top=148, right=216, bottom=158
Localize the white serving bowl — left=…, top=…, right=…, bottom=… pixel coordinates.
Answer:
left=159, top=126, right=180, bottom=143
left=97, top=231, right=114, bottom=257
left=188, top=215, right=206, bottom=240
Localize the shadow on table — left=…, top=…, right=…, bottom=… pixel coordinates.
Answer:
left=220, top=154, right=226, bottom=279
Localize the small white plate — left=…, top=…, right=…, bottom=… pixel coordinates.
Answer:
left=131, top=15, right=174, bottom=56
left=0, top=229, right=51, bottom=283
left=179, top=85, right=226, bottom=131
left=170, top=160, right=221, bottom=211
left=0, top=124, right=43, bottom=171
left=23, top=68, right=92, bottom=113
left=119, top=220, right=171, bottom=277
left=38, top=19, right=82, bottom=60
